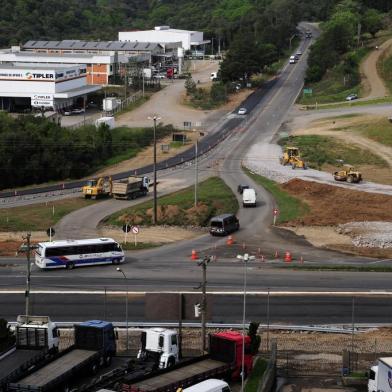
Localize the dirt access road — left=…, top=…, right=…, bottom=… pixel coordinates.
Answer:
left=360, top=36, right=392, bottom=98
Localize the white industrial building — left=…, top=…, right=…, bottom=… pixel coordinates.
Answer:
left=118, top=26, right=209, bottom=52
left=0, top=63, right=100, bottom=112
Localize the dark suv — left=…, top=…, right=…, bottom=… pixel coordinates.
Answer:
left=237, top=185, right=249, bottom=194
left=209, top=214, right=240, bottom=236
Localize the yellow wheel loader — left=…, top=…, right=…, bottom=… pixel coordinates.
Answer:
left=280, top=146, right=307, bottom=169
left=82, top=177, right=112, bottom=199
left=333, top=165, right=362, bottom=183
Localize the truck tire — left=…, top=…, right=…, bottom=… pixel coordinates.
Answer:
left=91, top=362, right=99, bottom=374
left=167, top=357, right=175, bottom=368
left=66, top=262, right=75, bottom=270
left=104, top=355, right=112, bottom=367
left=347, top=175, right=354, bottom=183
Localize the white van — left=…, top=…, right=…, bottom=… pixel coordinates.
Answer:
left=289, top=55, right=296, bottom=64
left=242, top=188, right=256, bottom=207
left=183, top=379, right=231, bottom=392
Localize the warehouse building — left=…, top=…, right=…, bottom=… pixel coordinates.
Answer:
left=118, top=26, right=209, bottom=53
left=0, top=63, right=100, bottom=112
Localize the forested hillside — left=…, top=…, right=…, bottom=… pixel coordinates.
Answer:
left=1, top=0, right=390, bottom=49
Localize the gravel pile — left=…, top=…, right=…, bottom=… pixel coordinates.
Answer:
left=337, top=221, right=392, bottom=248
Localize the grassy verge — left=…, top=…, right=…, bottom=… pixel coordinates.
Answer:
left=351, top=117, right=392, bottom=147
left=301, top=95, right=392, bottom=109
left=0, top=198, right=99, bottom=231
left=243, top=168, right=309, bottom=224
left=245, top=357, right=268, bottom=392
left=284, top=265, right=392, bottom=272
left=278, top=135, right=388, bottom=170
left=377, top=46, right=392, bottom=95
left=104, top=177, right=238, bottom=227
left=298, top=47, right=369, bottom=105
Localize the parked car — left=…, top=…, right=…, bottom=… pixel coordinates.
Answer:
left=238, top=107, right=247, bottom=115
left=346, top=93, right=358, bottom=101
left=296, top=51, right=302, bottom=56
left=237, top=184, right=249, bottom=194
left=153, top=74, right=166, bottom=79
left=63, top=108, right=85, bottom=116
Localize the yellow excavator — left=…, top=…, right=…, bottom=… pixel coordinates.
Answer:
left=82, top=177, right=112, bottom=199
left=280, top=146, right=307, bottom=169
left=333, top=165, right=362, bottom=183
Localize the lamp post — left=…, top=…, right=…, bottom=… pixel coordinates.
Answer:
left=19, top=233, right=34, bottom=317
left=237, top=253, right=255, bottom=392
left=116, top=267, right=129, bottom=352
left=148, top=115, right=161, bottom=225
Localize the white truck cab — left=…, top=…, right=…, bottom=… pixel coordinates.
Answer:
left=242, top=188, right=256, bottom=207
left=368, top=357, right=392, bottom=392
left=16, top=315, right=59, bottom=352
left=183, top=379, right=231, bottom=392
left=137, top=328, right=179, bottom=369
left=368, top=364, right=377, bottom=392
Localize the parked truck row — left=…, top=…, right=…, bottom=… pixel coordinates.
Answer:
left=82, top=176, right=150, bottom=200
left=1, top=317, right=253, bottom=392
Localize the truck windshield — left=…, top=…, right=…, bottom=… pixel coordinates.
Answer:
left=210, top=221, right=223, bottom=228
left=86, top=180, right=96, bottom=187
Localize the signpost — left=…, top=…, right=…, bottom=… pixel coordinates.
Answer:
left=132, top=225, right=139, bottom=246
left=273, top=208, right=279, bottom=225
left=122, top=223, right=131, bottom=243
left=303, top=88, right=313, bottom=96
left=46, top=227, right=55, bottom=242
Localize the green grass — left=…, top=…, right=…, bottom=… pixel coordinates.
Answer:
left=378, top=48, right=392, bottom=95
left=243, top=168, right=309, bottom=224
left=170, top=141, right=188, bottom=148
left=351, top=118, right=392, bottom=147
left=0, top=198, right=99, bottom=231
left=298, top=48, right=370, bottom=105
left=302, top=95, right=392, bottom=109
left=104, top=177, right=239, bottom=227
left=244, top=357, right=268, bottom=392
left=279, top=135, right=388, bottom=170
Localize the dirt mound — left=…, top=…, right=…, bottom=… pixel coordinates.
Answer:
left=281, top=179, right=392, bottom=226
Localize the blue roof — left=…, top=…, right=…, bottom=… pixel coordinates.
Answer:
left=78, top=320, right=113, bottom=329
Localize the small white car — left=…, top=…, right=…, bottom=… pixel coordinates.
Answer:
left=346, top=93, right=358, bottom=101
left=153, top=74, right=166, bottom=79
left=238, top=107, right=247, bottom=115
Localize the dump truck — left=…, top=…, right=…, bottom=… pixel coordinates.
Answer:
left=112, top=176, right=149, bottom=200
left=120, top=331, right=253, bottom=392
left=0, top=315, right=59, bottom=391
left=82, top=177, right=112, bottom=199
left=333, top=165, right=362, bottom=183
left=8, top=320, right=116, bottom=392
left=280, top=146, right=307, bottom=169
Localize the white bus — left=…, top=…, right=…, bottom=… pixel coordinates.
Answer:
left=35, top=238, right=124, bottom=269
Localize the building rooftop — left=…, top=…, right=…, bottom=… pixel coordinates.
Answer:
left=23, top=40, right=164, bottom=52
left=0, top=63, right=80, bottom=71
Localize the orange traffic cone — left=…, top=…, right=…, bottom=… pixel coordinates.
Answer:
left=274, top=250, right=279, bottom=259
left=300, top=256, right=304, bottom=264
left=284, top=251, right=292, bottom=263
left=226, top=235, right=234, bottom=246
left=191, top=249, right=199, bottom=260
left=261, top=255, right=265, bottom=262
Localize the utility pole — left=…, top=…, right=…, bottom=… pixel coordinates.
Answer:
left=194, top=138, right=198, bottom=207
left=148, top=116, right=160, bottom=225
left=197, top=256, right=213, bottom=354
left=19, top=233, right=33, bottom=316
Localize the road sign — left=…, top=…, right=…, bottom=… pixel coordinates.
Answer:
left=122, top=224, right=131, bottom=233
left=303, top=88, right=313, bottom=95
left=273, top=208, right=279, bottom=216
left=46, top=227, right=55, bottom=241
left=132, top=226, right=139, bottom=234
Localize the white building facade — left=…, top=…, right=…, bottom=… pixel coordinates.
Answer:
left=119, top=26, right=208, bottom=51
left=0, top=64, right=100, bottom=111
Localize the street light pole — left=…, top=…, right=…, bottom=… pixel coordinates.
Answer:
left=148, top=116, right=160, bottom=225
left=194, top=138, right=198, bottom=207
left=237, top=253, right=255, bottom=392
left=116, top=267, right=129, bottom=352
left=24, top=233, right=31, bottom=316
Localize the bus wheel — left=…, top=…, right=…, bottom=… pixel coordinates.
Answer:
left=66, top=262, right=75, bottom=270
left=112, top=259, right=120, bottom=265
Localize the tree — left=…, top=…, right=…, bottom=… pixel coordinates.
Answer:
left=362, top=8, right=383, bottom=37
left=184, top=77, right=197, bottom=95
